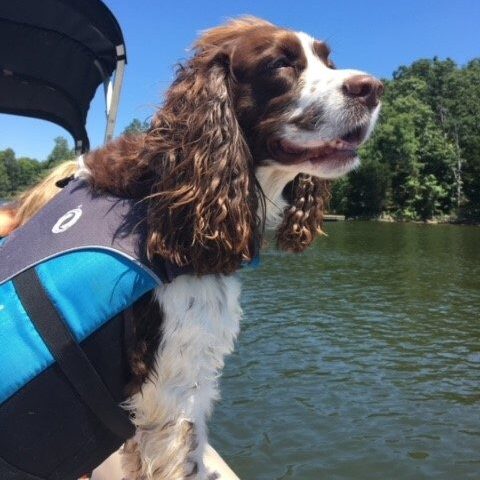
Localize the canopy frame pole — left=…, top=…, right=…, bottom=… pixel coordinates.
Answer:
left=75, top=140, right=84, bottom=155
left=104, top=44, right=126, bottom=145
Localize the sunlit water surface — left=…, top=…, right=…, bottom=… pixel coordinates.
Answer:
left=210, top=222, right=480, bottom=480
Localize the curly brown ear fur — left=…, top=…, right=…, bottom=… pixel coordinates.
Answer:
left=276, top=174, right=330, bottom=252
left=146, top=44, right=263, bottom=275
left=87, top=43, right=261, bottom=275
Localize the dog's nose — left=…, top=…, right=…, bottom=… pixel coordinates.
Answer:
left=343, top=75, right=384, bottom=109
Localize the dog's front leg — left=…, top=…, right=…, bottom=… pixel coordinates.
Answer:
left=121, top=408, right=200, bottom=479
left=122, top=275, right=242, bottom=480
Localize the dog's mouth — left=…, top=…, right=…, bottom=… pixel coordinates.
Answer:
left=268, top=123, right=369, bottom=166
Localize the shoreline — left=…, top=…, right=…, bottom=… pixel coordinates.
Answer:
left=325, top=214, right=480, bottom=226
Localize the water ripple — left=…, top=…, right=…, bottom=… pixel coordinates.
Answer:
left=211, top=222, right=480, bottom=480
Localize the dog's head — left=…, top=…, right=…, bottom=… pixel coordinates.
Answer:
left=198, top=18, right=382, bottom=176
left=193, top=17, right=383, bottom=251
left=87, top=17, right=382, bottom=274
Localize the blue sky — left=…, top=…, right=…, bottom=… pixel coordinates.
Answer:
left=1, top=0, right=478, bottom=160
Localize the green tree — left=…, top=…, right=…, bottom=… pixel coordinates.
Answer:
left=122, top=118, right=150, bottom=136
left=393, top=58, right=480, bottom=219
left=16, top=158, right=42, bottom=190
left=450, top=60, right=480, bottom=219
left=331, top=57, right=477, bottom=221
left=0, top=148, right=19, bottom=196
left=45, top=136, right=75, bottom=168
left=343, top=159, right=390, bottom=217
left=1, top=137, right=73, bottom=198
left=0, top=155, right=10, bottom=199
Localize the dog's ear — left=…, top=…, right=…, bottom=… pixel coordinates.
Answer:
left=276, top=174, right=330, bottom=252
left=145, top=45, right=260, bottom=275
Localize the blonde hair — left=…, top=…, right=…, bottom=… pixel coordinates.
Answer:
left=0, top=204, right=18, bottom=237
left=3, top=160, right=78, bottom=235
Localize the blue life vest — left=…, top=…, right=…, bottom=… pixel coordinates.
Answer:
left=0, top=179, right=189, bottom=480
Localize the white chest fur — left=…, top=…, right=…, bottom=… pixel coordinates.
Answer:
left=123, top=274, right=242, bottom=480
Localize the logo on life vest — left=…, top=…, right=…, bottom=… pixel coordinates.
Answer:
left=52, top=206, right=83, bottom=233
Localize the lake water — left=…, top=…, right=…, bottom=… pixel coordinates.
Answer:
left=210, top=221, right=480, bottom=480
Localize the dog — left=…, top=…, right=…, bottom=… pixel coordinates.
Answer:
left=79, top=16, right=383, bottom=480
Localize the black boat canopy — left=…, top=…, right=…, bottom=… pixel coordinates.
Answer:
left=0, top=0, right=127, bottom=153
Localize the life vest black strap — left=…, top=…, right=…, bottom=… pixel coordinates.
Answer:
left=122, top=304, right=135, bottom=355
left=12, top=268, right=135, bottom=441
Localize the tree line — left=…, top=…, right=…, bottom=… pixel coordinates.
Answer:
left=0, top=119, right=153, bottom=201
left=0, top=137, right=75, bottom=199
left=1, top=57, right=479, bottom=222
left=0, top=120, right=151, bottom=200
left=331, top=57, right=480, bottom=222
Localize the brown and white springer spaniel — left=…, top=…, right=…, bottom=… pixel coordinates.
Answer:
left=83, top=16, right=383, bottom=480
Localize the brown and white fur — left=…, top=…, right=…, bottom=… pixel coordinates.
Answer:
left=82, top=17, right=383, bottom=480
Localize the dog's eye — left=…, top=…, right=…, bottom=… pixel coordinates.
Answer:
left=269, top=58, right=292, bottom=70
